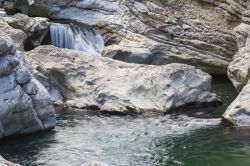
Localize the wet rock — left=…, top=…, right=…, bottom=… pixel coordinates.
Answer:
left=3, top=0, right=240, bottom=75
left=26, top=45, right=218, bottom=114
left=0, top=155, right=20, bottom=166
left=7, top=13, right=50, bottom=48
left=0, top=31, right=56, bottom=139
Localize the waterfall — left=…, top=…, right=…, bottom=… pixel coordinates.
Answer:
left=50, top=23, right=104, bottom=56
left=0, top=8, right=6, bottom=17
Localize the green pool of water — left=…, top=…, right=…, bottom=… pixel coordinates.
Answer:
left=1, top=76, right=249, bottom=166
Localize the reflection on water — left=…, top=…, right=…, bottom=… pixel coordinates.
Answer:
left=149, top=127, right=250, bottom=166
left=211, top=75, right=238, bottom=115
left=0, top=76, right=248, bottom=166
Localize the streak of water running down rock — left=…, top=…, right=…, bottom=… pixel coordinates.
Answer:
left=50, top=23, right=104, bottom=56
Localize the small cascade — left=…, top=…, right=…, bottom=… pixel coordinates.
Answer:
left=0, top=8, right=6, bottom=17
left=50, top=23, right=104, bottom=56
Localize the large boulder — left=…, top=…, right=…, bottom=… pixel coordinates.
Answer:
left=0, top=31, right=56, bottom=139
left=7, top=13, right=50, bottom=49
left=0, top=155, right=20, bottom=166
left=223, top=79, right=250, bottom=126
left=0, top=19, right=27, bottom=50
left=3, top=0, right=241, bottom=75
left=228, top=23, right=250, bottom=92
left=26, top=45, right=218, bottom=114
left=223, top=23, right=250, bottom=126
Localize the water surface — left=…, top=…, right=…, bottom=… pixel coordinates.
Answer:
left=1, top=76, right=249, bottom=166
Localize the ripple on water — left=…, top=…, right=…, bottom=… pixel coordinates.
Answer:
left=0, top=75, right=246, bottom=166
left=0, top=113, right=221, bottom=166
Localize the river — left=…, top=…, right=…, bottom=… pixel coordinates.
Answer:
left=1, top=76, right=250, bottom=166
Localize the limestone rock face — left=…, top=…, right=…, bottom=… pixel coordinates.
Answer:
left=0, top=155, right=20, bottom=166
left=0, top=19, right=27, bottom=50
left=223, top=79, right=250, bottom=126
left=0, top=31, right=56, bottom=139
left=228, top=23, right=250, bottom=92
left=7, top=13, right=50, bottom=48
left=3, top=0, right=241, bottom=74
left=223, top=23, right=250, bottom=126
left=26, top=45, right=218, bottom=114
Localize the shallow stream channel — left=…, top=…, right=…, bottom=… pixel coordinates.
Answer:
left=1, top=76, right=250, bottom=166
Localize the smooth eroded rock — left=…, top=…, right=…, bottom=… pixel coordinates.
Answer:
left=27, top=45, right=219, bottom=114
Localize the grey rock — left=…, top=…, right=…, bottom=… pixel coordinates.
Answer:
left=228, top=23, right=250, bottom=92
left=0, top=30, right=16, bottom=56
left=0, top=19, right=27, bottom=50
left=223, top=79, right=250, bottom=126
left=0, top=75, right=17, bottom=94
left=14, top=64, right=32, bottom=84
left=0, top=31, right=56, bottom=139
left=0, top=55, right=19, bottom=76
left=7, top=13, right=50, bottom=48
left=27, top=45, right=218, bottom=114
left=3, top=0, right=241, bottom=75
left=224, top=23, right=250, bottom=126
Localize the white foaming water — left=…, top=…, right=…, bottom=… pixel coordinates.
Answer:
left=0, top=8, right=6, bottom=17
left=50, top=23, right=104, bottom=56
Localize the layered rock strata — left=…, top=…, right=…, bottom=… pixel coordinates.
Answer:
left=3, top=0, right=240, bottom=74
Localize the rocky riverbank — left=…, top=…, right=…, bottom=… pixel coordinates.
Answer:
left=0, top=0, right=249, bottom=130
left=26, top=45, right=218, bottom=114
left=0, top=0, right=249, bottom=146
left=3, top=0, right=239, bottom=75
left=2, top=0, right=250, bottom=165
